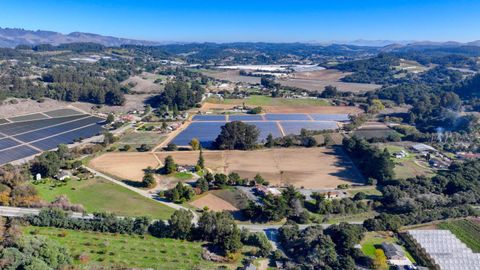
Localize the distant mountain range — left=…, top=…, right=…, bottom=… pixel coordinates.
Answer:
left=0, top=27, right=160, bottom=48
left=0, top=27, right=479, bottom=49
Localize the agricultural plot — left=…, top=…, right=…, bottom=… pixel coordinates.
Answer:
left=93, top=148, right=364, bottom=188
left=89, top=152, right=161, bottom=182
left=190, top=193, right=239, bottom=212
left=117, top=131, right=167, bottom=146
left=0, top=111, right=105, bottom=165
left=438, top=219, right=480, bottom=252
left=23, top=226, right=214, bottom=269
left=172, top=113, right=344, bottom=147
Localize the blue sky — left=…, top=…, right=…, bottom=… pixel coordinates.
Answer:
left=0, top=0, right=479, bottom=42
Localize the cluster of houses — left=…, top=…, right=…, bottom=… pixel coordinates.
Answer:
left=392, top=143, right=452, bottom=169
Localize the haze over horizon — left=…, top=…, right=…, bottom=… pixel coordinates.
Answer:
left=1, top=0, right=479, bottom=43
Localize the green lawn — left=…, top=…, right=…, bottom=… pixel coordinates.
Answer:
left=207, top=95, right=330, bottom=107
left=33, top=178, right=174, bottom=219
left=360, top=231, right=416, bottom=263
left=174, top=172, right=194, bottom=180
left=23, top=226, right=216, bottom=270
left=439, top=219, right=480, bottom=252
left=308, top=210, right=377, bottom=224
left=348, top=187, right=382, bottom=197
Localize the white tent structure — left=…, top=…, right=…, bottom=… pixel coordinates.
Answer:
left=408, top=230, right=480, bottom=270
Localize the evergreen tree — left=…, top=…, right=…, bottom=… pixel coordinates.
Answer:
left=163, top=156, right=177, bottom=174
left=265, top=133, right=274, bottom=148
left=197, top=149, right=205, bottom=169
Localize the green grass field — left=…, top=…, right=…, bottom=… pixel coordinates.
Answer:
left=117, top=131, right=166, bottom=146
left=360, top=232, right=416, bottom=263
left=439, top=219, right=480, bottom=252
left=207, top=95, right=330, bottom=107
left=34, top=178, right=174, bottom=219
left=348, top=188, right=382, bottom=197
left=174, top=171, right=194, bottom=180
left=23, top=226, right=216, bottom=270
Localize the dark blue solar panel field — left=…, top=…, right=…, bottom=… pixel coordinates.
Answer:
left=0, top=109, right=105, bottom=165
left=171, top=113, right=345, bottom=147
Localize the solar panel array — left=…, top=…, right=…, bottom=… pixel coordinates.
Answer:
left=172, top=113, right=346, bottom=147
left=408, top=230, right=480, bottom=270
left=0, top=111, right=105, bottom=165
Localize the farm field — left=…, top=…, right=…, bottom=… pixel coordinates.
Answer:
left=89, top=152, right=161, bottom=182
left=352, top=122, right=399, bottom=140
left=202, top=69, right=261, bottom=84
left=207, top=95, right=331, bottom=107
left=438, top=219, right=480, bottom=252
left=92, top=147, right=364, bottom=189
left=202, top=69, right=380, bottom=92
left=23, top=226, right=216, bottom=270
left=278, top=77, right=380, bottom=92
left=190, top=193, right=239, bottom=212
left=117, top=131, right=167, bottom=146
left=279, top=69, right=380, bottom=92
left=34, top=177, right=174, bottom=219
left=202, top=98, right=361, bottom=115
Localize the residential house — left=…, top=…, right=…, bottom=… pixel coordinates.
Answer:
left=381, top=242, right=413, bottom=267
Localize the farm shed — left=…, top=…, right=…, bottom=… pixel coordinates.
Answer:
left=411, top=143, right=437, bottom=153
left=381, top=242, right=412, bottom=267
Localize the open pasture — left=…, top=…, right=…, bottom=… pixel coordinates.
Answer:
left=34, top=177, right=174, bottom=219
left=93, top=148, right=364, bottom=189
left=89, top=152, right=161, bottom=182
left=202, top=96, right=361, bottom=114
left=161, top=148, right=364, bottom=189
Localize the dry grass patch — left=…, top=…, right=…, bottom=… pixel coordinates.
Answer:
left=91, top=148, right=364, bottom=189
left=89, top=152, right=160, bottom=182
left=190, top=193, right=239, bottom=212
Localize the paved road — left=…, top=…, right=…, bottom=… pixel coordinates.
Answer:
left=0, top=205, right=362, bottom=232
left=0, top=206, right=94, bottom=219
